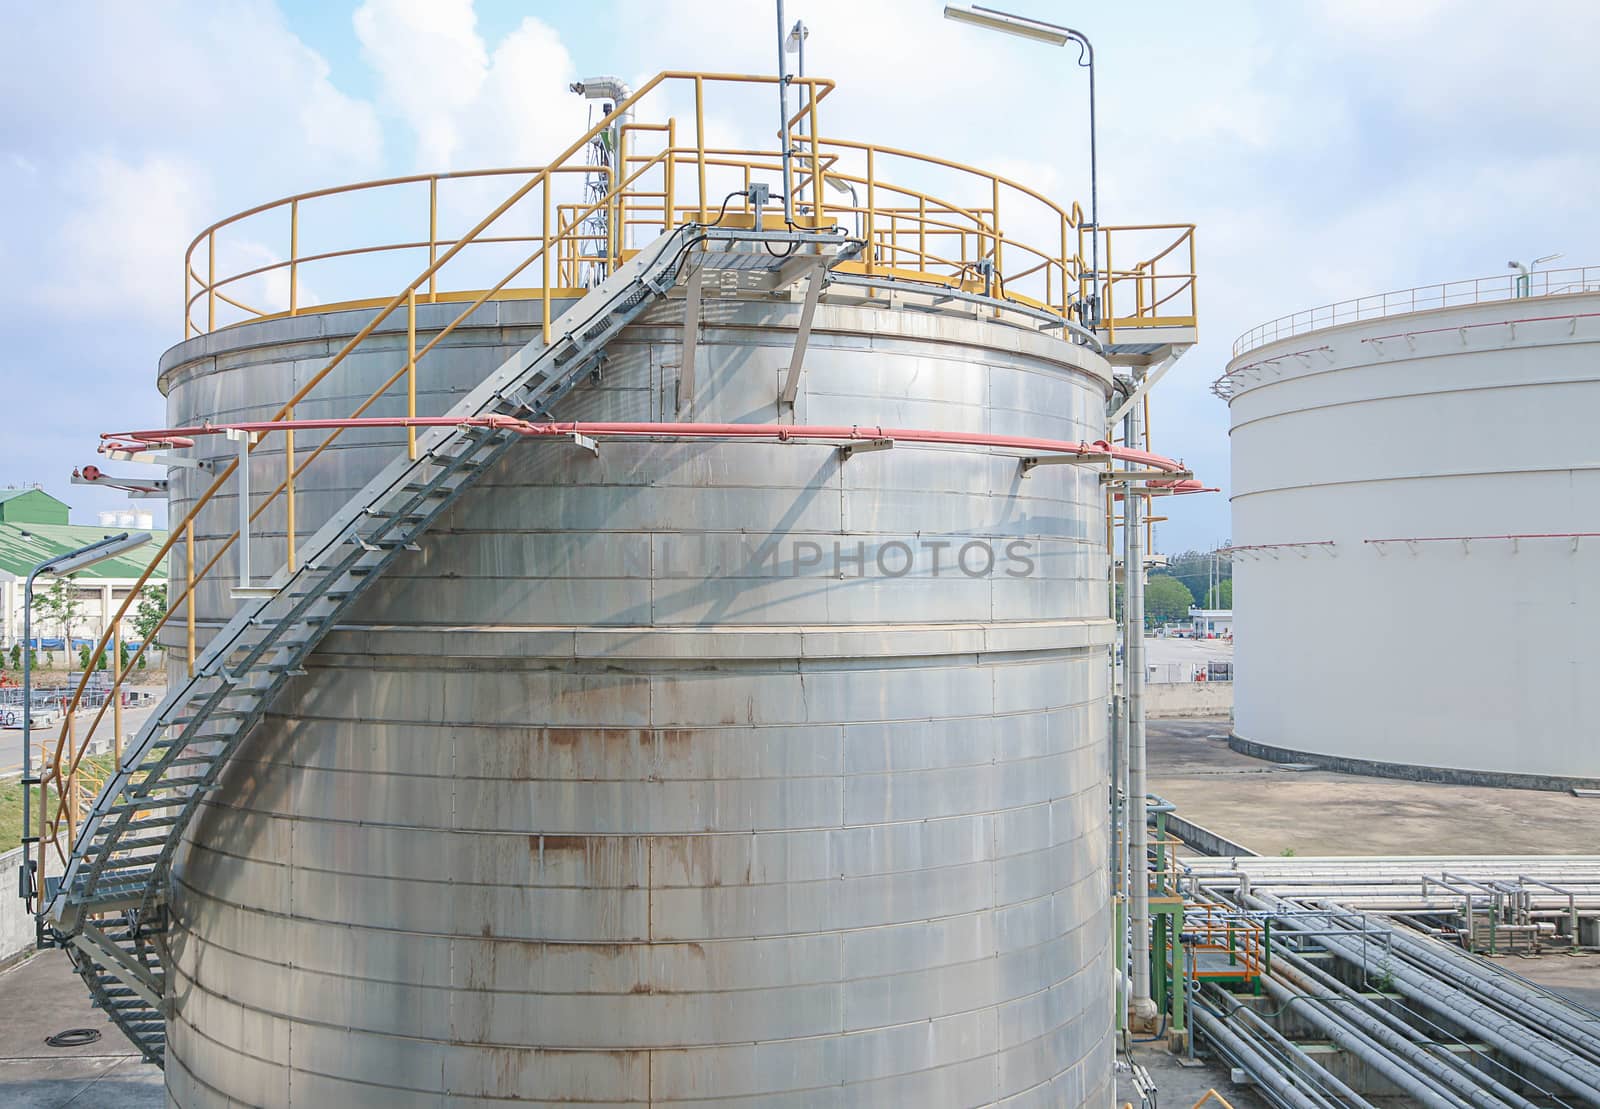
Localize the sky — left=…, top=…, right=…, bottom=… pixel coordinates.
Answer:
left=2, top=0, right=1597, bottom=553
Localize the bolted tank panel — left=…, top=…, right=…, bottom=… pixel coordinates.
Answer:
left=157, top=295, right=1118, bottom=1105
left=1226, top=290, right=1600, bottom=788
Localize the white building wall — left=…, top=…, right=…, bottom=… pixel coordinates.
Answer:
left=1226, top=291, right=1600, bottom=784
left=0, top=575, right=165, bottom=652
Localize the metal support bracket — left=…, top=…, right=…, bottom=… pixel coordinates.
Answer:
left=678, top=267, right=703, bottom=415
left=73, top=921, right=163, bottom=1010
left=771, top=251, right=821, bottom=293
left=1107, top=347, right=1189, bottom=431
left=780, top=264, right=826, bottom=409
left=838, top=438, right=893, bottom=461
left=104, top=449, right=212, bottom=471
left=1103, top=469, right=1193, bottom=485
left=225, top=428, right=263, bottom=598
left=71, top=471, right=169, bottom=499
left=1021, top=452, right=1111, bottom=476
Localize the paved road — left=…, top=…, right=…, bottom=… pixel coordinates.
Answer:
left=0, top=693, right=165, bottom=776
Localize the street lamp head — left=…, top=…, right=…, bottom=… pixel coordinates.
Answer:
left=785, top=20, right=809, bottom=53
left=37, top=532, right=153, bottom=577
left=943, top=4, right=1070, bottom=46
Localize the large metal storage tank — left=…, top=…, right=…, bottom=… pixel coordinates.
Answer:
left=1222, top=286, right=1600, bottom=789
left=156, top=292, right=1119, bottom=1104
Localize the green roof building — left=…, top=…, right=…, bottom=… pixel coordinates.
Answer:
left=0, top=489, right=168, bottom=652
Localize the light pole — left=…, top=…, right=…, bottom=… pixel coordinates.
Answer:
left=19, top=530, right=152, bottom=918
left=785, top=19, right=810, bottom=208
left=774, top=1, right=795, bottom=225
left=1508, top=252, right=1563, bottom=298
left=943, top=4, right=1099, bottom=326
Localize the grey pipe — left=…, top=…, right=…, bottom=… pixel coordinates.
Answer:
left=1124, top=390, right=1151, bottom=1014
left=1256, top=966, right=1474, bottom=1109
left=1258, top=899, right=1600, bottom=1102
left=1192, top=1003, right=1335, bottom=1109
left=1274, top=947, right=1540, bottom=1109
left=1329, top=906, right=1600, bottom=1056
left=1222, top=991, right=1378, bottom=1108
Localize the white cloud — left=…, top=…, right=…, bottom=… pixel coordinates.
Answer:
left=35, top=154, right=208, bottom=321
left=354, top=2, right=588, bottom=171
left=354, top=0, right=488, bottom=167
left=2, top=1, right=383, bottom=330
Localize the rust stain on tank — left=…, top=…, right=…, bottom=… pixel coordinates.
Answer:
left=534, top=835, right=591, bottom=853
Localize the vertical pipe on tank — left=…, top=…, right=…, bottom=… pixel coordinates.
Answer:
left=1124, top=391, right=1153, bottom=1021
left=1106, top=438, right=1125, bottom=1035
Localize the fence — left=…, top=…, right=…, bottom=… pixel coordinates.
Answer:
left=1147, top=660, right=1233, bottom=685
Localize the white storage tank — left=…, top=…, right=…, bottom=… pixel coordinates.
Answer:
left=1220, top=279, right=1600, bottom=788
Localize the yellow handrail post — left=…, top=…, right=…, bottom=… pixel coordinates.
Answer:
left=112, top=621, right=122, bottom=764
left=428, top=177, right=439, bottom=303
left=918, top=196, right=927, bottom=270
left=64, top=711, right=77, bottom=847
left=991, top=177, right=1002, bottom=276
left=207, top=231, right=216, bottom=333
left=1060, top=218, right=1070, bottom=317
left=289, top=198, right=299, bottom=317
left=1104, top=230, right=1115, bottom=343
left=185, top=521, right=196, bottom=678
left=406, top=289, right=418, bottom=460
left=664, top=118, right=677, bottom=232
left=695, top=77, right=707, bottom=221
left=542, top=180, right=552, bottom=346
left=1189, top=227, right=1198, bottom=321
left=285, top=406, right=297, bottom=571
left=807, top=85, right=822, bottom=223
left=865, top=146, right=876, bottom=276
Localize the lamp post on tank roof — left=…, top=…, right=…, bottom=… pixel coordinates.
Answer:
left=785, top=19, right=811, bottom=207
left=1508, top=252, right=1563, bottom=297
left=943, top=4, right=1099, bottom=328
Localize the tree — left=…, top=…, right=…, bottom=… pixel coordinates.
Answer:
left=131, top=584, right=167, bottom=648
left=1144, top=574, right=1195, bottom=626
left=35, top=578, right=85, bottom=668
left=1204, top=579, right=1233, bottom=609
left=1162, top=547, right=1232, bottom=605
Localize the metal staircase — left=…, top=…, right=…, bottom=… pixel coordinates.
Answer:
left=48, top=224, right=853, bottom=1065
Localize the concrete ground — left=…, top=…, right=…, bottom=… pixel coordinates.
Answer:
left=1116, top=1040, right=1268, bottom=1108
left=1148, top=718, right=1600, bottom=857
left=1495, top=951, right=1600, bottom=1013
left=0, top=951, right=163, bottom=1108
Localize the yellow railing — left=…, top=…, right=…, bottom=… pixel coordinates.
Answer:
left=41, top=70, right=1197, bottom=899
left=184, top=73, right=1194, bottom=340
left=1093, top=223, right=1198, bottom=342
